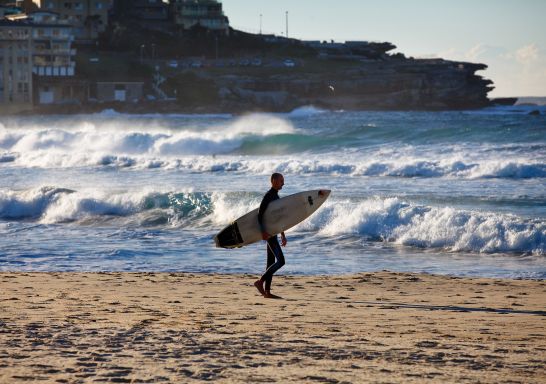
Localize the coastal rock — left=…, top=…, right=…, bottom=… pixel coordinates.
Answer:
left=208, top=59, right=492, bottom=111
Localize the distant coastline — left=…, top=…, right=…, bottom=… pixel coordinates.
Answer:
left=515, top=96, right=546, bottom=106
left=20, top=98, right=527, bottom=117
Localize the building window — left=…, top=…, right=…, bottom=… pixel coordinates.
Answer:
left=47, top=2, right=54, bottom=9
left=64, top=2, right=72, bottom=9
left=96, top=2, right=103, bottom=9
left=75, top=2, right=83, bottom=10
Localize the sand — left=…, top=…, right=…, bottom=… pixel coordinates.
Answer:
left=1, top=272, right=545, bottom=383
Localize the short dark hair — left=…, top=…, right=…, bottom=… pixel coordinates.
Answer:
left=271, top=173, right=283, bottom=182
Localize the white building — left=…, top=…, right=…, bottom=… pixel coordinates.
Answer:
left=0, top=20, right=33, bottom=113
left=170, top=0, right=229, bottom=34
left=0, top=13, right=77, bottom=112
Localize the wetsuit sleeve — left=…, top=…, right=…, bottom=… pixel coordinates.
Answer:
left=257, top=192, right=272, bottom=233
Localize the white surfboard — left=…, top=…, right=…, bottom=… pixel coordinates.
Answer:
left=214, top=189, right=330, bottom=248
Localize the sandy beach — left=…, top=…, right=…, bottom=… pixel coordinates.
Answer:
left=1, top=272, right=545, bottom=383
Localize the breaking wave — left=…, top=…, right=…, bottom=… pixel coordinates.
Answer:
left=0, top=186, right=217, bottom=226
left=1, top=187, right=544, bottom=255
left=303, top=197, right=545, bottom=255
left=1, top=111, right=545, bottom=180
left=1, top=129, right=545, bottom=179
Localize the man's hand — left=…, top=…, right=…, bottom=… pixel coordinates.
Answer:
left=262, top=232, right=271, bottom=240
left=280, top=233, right=287, bottom=247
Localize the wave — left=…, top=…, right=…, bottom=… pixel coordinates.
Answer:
left=2, top=111, right=545, bottom=174
left=2, top=141, right=545, bottom=179
left=303, top=197, right=545, bottom=255
left=0, top=113, right=300, bottom=163
left=92, top=109, right=233, bottom=119
left=0, top=187, right=264, bottom=228
left=1, top=187, right=544, bottom=255
left=286, top=105, right=328, bottom=117
left=464, top=105, right=546, bottom=115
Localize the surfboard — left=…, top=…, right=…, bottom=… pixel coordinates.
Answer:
left=214, top=189, right=331, bottom=248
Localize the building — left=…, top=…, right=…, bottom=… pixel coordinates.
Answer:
left=130, top=0, right=168, bottom=21
left=91, top=81, right=143, bottom=102
left=28, top=11, right=75, bottom=76
left=31, top=0, right=112, bottom=42
left=170, top=0, right=229, bottom=34
left=29, top=12, right=78, bottom=104
left=0, top=19, right=33, bottom=113
left=0, top=12, right=77, bottom=112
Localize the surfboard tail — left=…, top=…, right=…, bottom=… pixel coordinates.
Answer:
left=214, top=221, right=244, bottom=248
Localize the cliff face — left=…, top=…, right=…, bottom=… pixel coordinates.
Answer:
left=95, top=23, right=495, bottom=111
left=208, top=59, right=492, bottom=111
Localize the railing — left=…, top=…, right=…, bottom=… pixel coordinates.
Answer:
left=33, top=48, right=77, bottom=55
left=33, top=65, right=76, bottom=76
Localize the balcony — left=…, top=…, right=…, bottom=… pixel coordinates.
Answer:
left=33, top=64, right=76, bottom=76
left=33, top=48, right=77, bottom=56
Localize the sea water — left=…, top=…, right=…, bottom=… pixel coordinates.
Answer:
left=1, top=106, right=545, bottom=278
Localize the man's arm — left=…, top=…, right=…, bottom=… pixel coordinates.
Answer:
left=258, top=192, right=272, bottom=240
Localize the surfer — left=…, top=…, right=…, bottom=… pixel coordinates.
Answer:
left=254, top=173, right=287, bottom=299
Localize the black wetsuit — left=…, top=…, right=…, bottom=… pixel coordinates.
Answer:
left=257, top=188, right=285, bottom=292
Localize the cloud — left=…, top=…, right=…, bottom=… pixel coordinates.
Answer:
left=436, top=44, right=507, bottom=63
left=415, top=43, right=546, bottom=96
left=515, top=43, right=539, bottom=64
left=464, top=44, right=488, bottom=61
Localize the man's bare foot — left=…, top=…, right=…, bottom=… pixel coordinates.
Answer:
left=254, top=280, right=265, bottom=296
left=264, top=292, right=282, bottom=299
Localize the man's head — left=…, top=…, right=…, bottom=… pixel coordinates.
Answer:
left=271, top=173, right=284, bottom=191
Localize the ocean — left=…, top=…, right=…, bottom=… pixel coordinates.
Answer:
left=1, top=106, right=545, bottom=278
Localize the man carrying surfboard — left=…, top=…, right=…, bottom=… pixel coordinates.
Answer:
left=254, top=173, right=287, bottom=299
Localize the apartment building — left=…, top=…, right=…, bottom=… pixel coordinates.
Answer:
left=0, top=20, right=33, bottom=113
left=170, top=0, right=229, bottom=34
left=29, top=11, right=75, bottom=77
left=0, top=12, right=77, bottom=111
left=32, top=0, right=111, bottom=41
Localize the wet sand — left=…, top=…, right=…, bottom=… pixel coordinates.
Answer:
left=1, top=272, right=545, bottom=383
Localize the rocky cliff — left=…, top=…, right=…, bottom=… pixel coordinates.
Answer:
left=93, top=25, right=496, bottom=112
left=207, top=59, right=492, bottom=111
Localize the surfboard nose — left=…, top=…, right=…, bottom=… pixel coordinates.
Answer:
left=318, top=189, right=331, bottom=198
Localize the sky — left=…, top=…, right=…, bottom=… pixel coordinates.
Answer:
left=222, top=0, right=546, bottom=97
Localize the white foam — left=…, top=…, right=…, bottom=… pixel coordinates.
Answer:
left=0, top=187, right=76, bottom=220
left=308, top=197, right=545, bottom=255
left=286, top=105, right=327, bottom=117
left=2, top=115, right=544, bottom=180
left=1, top=186, right=544, bottom=254
left=209, top=192, right=261, bottom=225
left=0, top=113, right=298, bottom=167
left=92, top=109, right=233, bottom=119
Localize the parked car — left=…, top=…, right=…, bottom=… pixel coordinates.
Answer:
left=191, top=61, right=202, bottom=68
left=251, top=58, right=262, bottom=66
left=167, top=60, right=178, bottom=68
